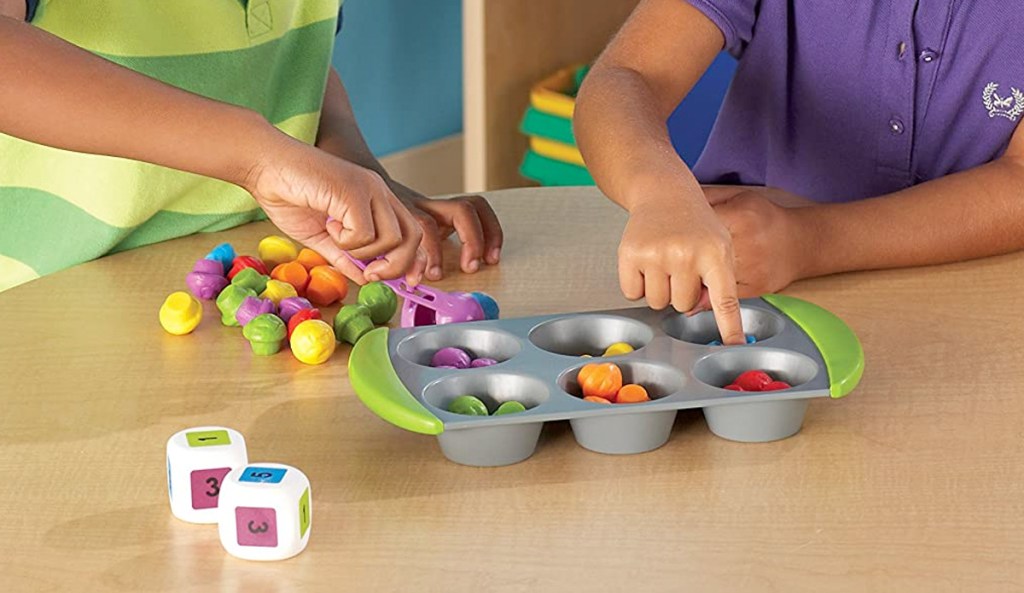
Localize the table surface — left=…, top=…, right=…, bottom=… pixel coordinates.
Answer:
left=1, top=187, right=1022, bottom=593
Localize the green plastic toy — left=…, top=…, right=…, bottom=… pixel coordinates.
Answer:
left=448, top=395, right=488, bottom=416
left=215, top=284, right=257, bottom=327
left=333, top=304, right=375, bottom=345
left=230, top=267, right=269, bottom=295
left=493, top=401, right=527, bottom=415
left=357, top=282, right=398, bottom=324
left=242, top=314, right=287, bottom=356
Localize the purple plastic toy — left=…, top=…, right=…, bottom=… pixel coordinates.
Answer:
left=186, top=259, right=229, bottom=300
left=278, top=296, right=313, bottom=323
left=431, top=347, right=472, bottom=369
left=235, top=296, right=277, bottom=327
left=346, top=255, right=485, bottom=328
left=470, top=357, right=498, bottom=368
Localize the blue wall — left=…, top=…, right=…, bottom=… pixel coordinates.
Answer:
left=333, top=0, right=463, bottom=157
left=334, top=2, right=735, bottom=164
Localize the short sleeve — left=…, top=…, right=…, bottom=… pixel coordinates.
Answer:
left=683, top=0, right=758, bottom=58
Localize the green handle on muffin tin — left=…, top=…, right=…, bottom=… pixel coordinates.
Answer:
left=762, top=294, right=864, bottom=398
left=349, top=327, right=444, bottom=435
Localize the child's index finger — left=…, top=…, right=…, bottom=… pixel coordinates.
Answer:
left=703, top=266, right=745, bottom=345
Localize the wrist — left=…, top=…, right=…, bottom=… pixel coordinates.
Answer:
left=620, top=173, right=705, bottom=214
left=237, top=113, right=303, bottom=195
left=791, top=205, right=842, bottom=278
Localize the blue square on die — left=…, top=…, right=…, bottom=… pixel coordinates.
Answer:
left=239, top=466, right=287, bottom=484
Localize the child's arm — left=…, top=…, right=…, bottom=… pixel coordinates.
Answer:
left=0, top=15, right=422, bottom=283
left=713, top=129, right=1024, bottom=295
left=315, top=69, right=503, bottom=281
left=574, top=0, right=746, bottom=344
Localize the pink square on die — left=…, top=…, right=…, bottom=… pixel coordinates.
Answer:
left=236, top=507, right=278, bottom=547
left=190, top=467, right=231, bottom=510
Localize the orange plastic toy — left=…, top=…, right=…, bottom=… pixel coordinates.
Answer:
left=296, top=248, right=330, bottom=271
left=616, top=384, right=650, bottom=404
left=577, top=363, right=623, bottom=400
left=271, top=261, right=310, bottom=296
left=583, top=396, right=613, bottom=405
left=306, top=265, right=348, bottom=306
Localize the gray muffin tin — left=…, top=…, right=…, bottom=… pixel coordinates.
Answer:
left=349, top=297, right=862, bottom=467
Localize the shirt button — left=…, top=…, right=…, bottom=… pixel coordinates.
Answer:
left=889, top=118, right=905, bottom=135
left=920, top=49, right=939, bottom=63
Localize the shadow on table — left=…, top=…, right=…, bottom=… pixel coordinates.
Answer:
left=245, top=397, right=807, bottom=504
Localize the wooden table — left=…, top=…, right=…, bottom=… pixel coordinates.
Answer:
left=1, top=187, right=1022, bottom=592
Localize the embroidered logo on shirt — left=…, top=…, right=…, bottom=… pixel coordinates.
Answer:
left=982, top=83, right=1024, bottom=122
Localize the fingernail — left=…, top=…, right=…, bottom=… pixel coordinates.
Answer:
left=367, top=273, right=380, bottom=282
left=488, top=248, right=501, bottom=263
left=467, top=259, right=480, bottom=273
left=428, top=266, right=442, bottom=280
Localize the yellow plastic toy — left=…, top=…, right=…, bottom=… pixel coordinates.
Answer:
left=258, top=235, right=299, bottom=269
left=159, top=291, right=203, bottom=336
left=260, top=279, right=298, bottom=305
left=290, top=319, right=337, bottom=365
left=602, top=342, right=635, bottom=357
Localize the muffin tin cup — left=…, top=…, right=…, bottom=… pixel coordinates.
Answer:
left=570, top=410, right=677, bottom=455
left=529, top=314, right=654, bottom=357
left=703, top=398, right=810, bottom=442
left=348, top=296, right=865, bottom=467
left=437, top=423, right=544, bottom=467
left=663, top=306, right=786, bottom=345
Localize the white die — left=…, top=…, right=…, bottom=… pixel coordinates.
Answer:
left=217, top=463, right=312, bottom=561
left=166, top=426, right=248, bottom=524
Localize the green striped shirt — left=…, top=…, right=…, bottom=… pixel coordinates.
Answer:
left=0, top=0, right=342, bottom=292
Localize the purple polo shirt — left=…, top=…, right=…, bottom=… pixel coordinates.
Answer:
left=686, top=1, right=1024, bottom=202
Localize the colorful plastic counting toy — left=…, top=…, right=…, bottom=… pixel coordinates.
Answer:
left=724, top=370, right=792, bottom=392
left=217, top=463, right=312, bottom=561
left=306, top=265, right=348, bottom=307
left=707, top=334, right=759, bottom=346
left=578, top=363, right=623, bottom=400
left=166, top=426, right=248, bottom=524
left=186, top=259, right=229, bottom=300
left=287, top=308, right=322, bottom=340
left=205, top=243, right=236, bottom=275
left=231, top=267, right=269, bottom=295
left=216, top=284, right=257, bottom=327
left=271, top=261, right=310, bottom=296
left=258, top=235, right=299, bottom=270
left=602, top=342, right=635, bottom=357
left=333, top=305, right=374, bottom=345
left=447, top=395, right=527, bottom=417
left=159, top=291, right=203, bottom=336
left=348, top=295, right=865, bottom=466
left=278, top=297, right=313, bottom=324
left=261, top=279, right=298, bottom=305
left=243, top=314, right=287, bottom=356
left=289, top=319, right=336, bottom=365
left=469, top=292, right=500, bottom=321
left=357, top=282, right=398, bottom=324
left=296, top=248, right=329, bottom=271
left=235, top=296, right=276, bottom=327
left=429, top=347, right=502, bottom=369
left=228, top=255, right=269, bottom=280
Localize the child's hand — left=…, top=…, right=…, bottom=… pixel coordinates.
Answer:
left=619, top=194, right=746, bottom=344
left=386, top=181, right=503, bottom=281
left=710, top=191, right=812, bottom=297
left=246, top=139, right=425, bottom=285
